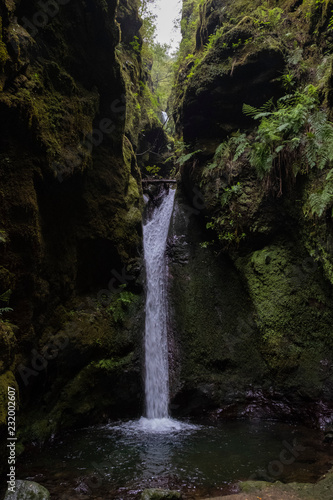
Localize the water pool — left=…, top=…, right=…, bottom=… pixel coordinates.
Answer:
left=15, top=418, right=333, bottom=499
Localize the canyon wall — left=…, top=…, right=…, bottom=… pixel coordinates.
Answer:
left=169, top=0, right=333, bottom=425
left=0, top=0, right=151, bottom=465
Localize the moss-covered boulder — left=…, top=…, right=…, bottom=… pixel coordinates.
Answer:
left=140, top=489, right=182, bottom=500
left=4, top=480, right=50, bottom=500
left=240, top=468, right=333, bottom=499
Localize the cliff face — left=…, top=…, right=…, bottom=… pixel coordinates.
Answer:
left=0, top=0, right=149, bottom=459
left=169, top=0, right=333, bottom=424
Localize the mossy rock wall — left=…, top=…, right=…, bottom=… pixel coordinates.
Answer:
left=168, top=189, right=265, bottom=415
left=168, top=187, right=333, bottom=424
left=170, top=0, right=333, bottom=423
left=0, top=0, right=148, bottom=472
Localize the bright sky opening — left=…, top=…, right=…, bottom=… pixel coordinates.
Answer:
left=150, top=0, right=182, bottom=53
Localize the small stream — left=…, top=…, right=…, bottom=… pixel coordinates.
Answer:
left=15, top=419, right=333, bottom=499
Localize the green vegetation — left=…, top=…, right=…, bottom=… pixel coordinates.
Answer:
left=151, top=43, right=175, bottom=111
left=0, top=16, right=9, bottom=73
left=201, top=86, right=333, bottom=217
left=176, top=0, right=201, bottom=60
left=242, top=86, right=333, bottom=183
left=201, top=132, right=248, bottom=184
left=145, top=165, right=161, bottom=177
left=130, top=36, right=141, bottom=55
left=0, top=289, right=13, bottom=317
left=177, top=148, right=202, bottom=166
left=92, top=353, right=134, bottom=372
left=206, top=214, right=246, bottom=247
left=108, top=287, right=137, bottom=324
left=308, top=169, right=333, bottom=216
left=139, top=0, right=176, bottom=113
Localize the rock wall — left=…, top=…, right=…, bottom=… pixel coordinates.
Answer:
left=0, top=0, right=150, bottom=468
left=169, top=0, right=333, bottom=425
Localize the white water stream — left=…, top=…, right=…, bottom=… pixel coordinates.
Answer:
left=121, top=187, right=195, bottom=433
left=143, top=188, right=176, bottom=421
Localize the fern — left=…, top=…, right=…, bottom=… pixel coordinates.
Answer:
left=250, top=142, right=273, bottom=177
left=243, top=97, right=275, bottom=117
left=309, top=169, right=333, bottom=216
left=177, top=149, right=202, bottom=166
left=108, top=290, right=136, bottom=323
left=0, top=307, right=13, bottom=316
left=215, top=141, right=229, bottom=159
left=243, top=103, right=263, bottom=117
left=244, top=86, right=333, bottom=181
left=201, top=133, right=248, bottom=184
left=0, top=289, right=11, bottom=302
left=231, top=133, right=248, bottom=161
left=0, top=289, right=13, bottom=316
left=221, top=182, right=242, bottom=207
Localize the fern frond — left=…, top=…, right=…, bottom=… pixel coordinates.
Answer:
left=326, top=169, right=333, bottom=181
left=0, top=307, right=13, bottom=316
left=243, top=103, right=260, bottom=117
left=250, top=142, right=273, bottom=178
left=233, top=134, right=249, bottom=161
left=0, top=289, right=11, bottom=303
left=309, top=185, right=333, bottom=216
left=261, top=97, right=275, bottom=111
left=177, top=149, right=202, bottom=166
left=253, top=111, right=272, bottom=120
left=214, top=141, right=228, bottom=159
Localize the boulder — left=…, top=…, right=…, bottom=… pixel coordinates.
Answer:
left=4, top=480, right=50, bottom=500
left=140, top=488, right=182, bottom=500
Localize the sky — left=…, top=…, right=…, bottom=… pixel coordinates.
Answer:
left=150, top=0, right=182, bottom=53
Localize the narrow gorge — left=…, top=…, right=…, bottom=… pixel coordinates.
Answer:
left=1, top=0, right=333, bottom=499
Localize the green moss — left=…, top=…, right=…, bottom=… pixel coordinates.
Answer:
left=240, top=480, right=269, bottom=493
left=234, top=240, right=333, bottom=385
left=91, top=352, right=134, bottom=371
left=169, top=189, right=266, bottom=401
left=0, top=266, right=15, bottom=293
left=0, top=17, right=9, bottom=72
left=24, top=418, right=58, bottom=444
left=140, top=489, right=182, bottom=500
left=0, top=0, right=146, bottom=458
left=0, top=322, right=16, bottom=373
left=0, top=371, right=18, bottom=426
left=0, top=41, right=9, bottom=69
left=240, top=468, right=333, bottom=499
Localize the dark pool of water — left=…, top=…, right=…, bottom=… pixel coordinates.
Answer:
left=14, top=418, right=333, bottom=499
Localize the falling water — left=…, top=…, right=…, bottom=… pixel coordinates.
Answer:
left=161, top=111, right=169, bottom=125
left=143, top=188, right=176, bottom=420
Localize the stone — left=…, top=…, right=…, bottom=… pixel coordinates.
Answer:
left=4, top=480, right=50, bottom=500
left=140, top=488, right=182, bottom=500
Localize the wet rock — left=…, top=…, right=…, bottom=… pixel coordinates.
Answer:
left=140, top=489, right=182, bottom=500
left=240, top=468, right=333, bottom=499
left=4, top=480, right=50, bottom=500
left=323, top=425, right=333, bottom=443
left=168, top=188, right=265, bottom=414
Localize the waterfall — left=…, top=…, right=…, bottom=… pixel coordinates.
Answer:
left=116, top=187, right=196, bottom=432
left=161, top=111, right=169, bottom=125
left=143, top=188, right=176, bottom=419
